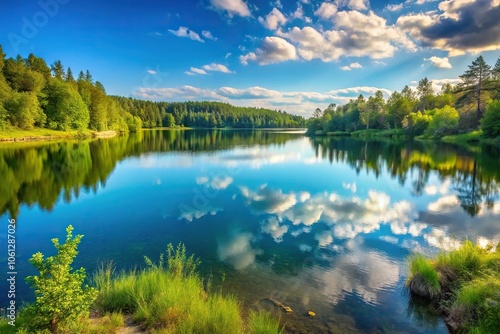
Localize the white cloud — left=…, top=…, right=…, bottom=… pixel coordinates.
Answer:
left=147, top=69, right=157, bottom=75
left=240, top=36, right=297, bottom=65
left=225, top=52, right=232, bottom=58
left=340, top=62, right=363, bottom=70
left=315, top=2, right=338, bottom=19
left=424, top=56, right=452, bottom=69
left=336, top=0, right=369, bottom=10
left=210, top=0, right=251, bottom=17
left=202, top=63, right=234, bottom=73
left=385, top=3, right=404, bottom=11
left=202, top=30, right=217, bottom=41
left=168, top=26, right=204, bottom=43
left=185, top=63, right=234, bottom=76
left=276, top=10, right=416, bottom=63
left=186, top=67, right=208, bottom=75
left=258, top=8, right=287, bottom=30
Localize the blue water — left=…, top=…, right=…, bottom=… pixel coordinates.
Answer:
left=2, top=130, right=500, bottom=333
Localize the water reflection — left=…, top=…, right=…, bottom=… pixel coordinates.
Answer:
left=2, top=131, right=500, bottom=333
left=311, top=137, right=500, bottom=218
left=0, top=130, right=301, bottom=218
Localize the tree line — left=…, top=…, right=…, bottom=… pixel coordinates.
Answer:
left=0, top=45, right=305, bottom=133
left=0, top=46, right=143, bottom=133
left=110, top=97, right=306, bottom=128
left=307, top=55, right=500, bottom=139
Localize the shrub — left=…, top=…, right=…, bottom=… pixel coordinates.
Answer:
left=25, top=225, right=98, bottom=333
left=425, top=106, right=459, bottom=138
left=481, top=100, right=500, bottom=138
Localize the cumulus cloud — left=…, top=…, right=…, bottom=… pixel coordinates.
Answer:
left=340, top=62, right=363, bottom=70
left=168, top=26, right=204, bottom=43
left=275, top=10, right=416, bottom=62
left=202, top=30, right=217, bottom=41
left=424, top=56, right=452, bottom=68
left=397, top=0, right=500, bottom=56
left=240, top=36, right=297, bottom=65
left=315, top=2, right=338, bottom=19
left=209, top=0, right=251, bottom=17
left=385, top=3, right=404, bottom=11
left=259, top=8, right=287, bottom=30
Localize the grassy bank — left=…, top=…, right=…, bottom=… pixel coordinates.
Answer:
left=0, top=127, right=119, bottom=142
left=407, top=241, right=500, bottom=333
left=0, top=237, right=283, bottom=334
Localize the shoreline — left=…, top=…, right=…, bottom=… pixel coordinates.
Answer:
left=0, top=129, right=118, bottom=143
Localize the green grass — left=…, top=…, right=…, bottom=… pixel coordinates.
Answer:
left=350, top=128, right=408, bottom=138
left=326, top=131, right=350, bottom=136
left=93, top=243, right=282, bottom=334
left=407, top=254, right=441, bottom=298
left=2, top=243, right=282, bottom=334
left=407, top=241, right=500, bottom=331
left=441, top=130, right=482, bottom=144
left=0, top=126, right=91, bottom=140
left=248, top=310, right=284, bottom=334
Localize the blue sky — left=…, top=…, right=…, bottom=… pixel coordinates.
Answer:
left=1, top=0, right=500, bottom=116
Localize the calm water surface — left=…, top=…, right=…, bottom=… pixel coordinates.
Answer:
left=1, top=129, right=500, bottom=333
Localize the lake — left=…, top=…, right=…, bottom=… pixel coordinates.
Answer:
left=1, top=129, right=499, bottom=333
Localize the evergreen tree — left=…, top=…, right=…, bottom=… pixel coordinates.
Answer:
left=457, top=55, right=492, bottom=121
left=66, top=67, right=75, bottom=82
left=51, top=60, right=65, bottom=80
left=417, top=77, right=433, bottom=111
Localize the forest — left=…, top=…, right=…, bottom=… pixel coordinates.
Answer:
left=0, top=45, right=305, bottom=133
left=307, top=55, right=500, bottom=140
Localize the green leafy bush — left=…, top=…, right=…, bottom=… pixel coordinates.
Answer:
left=425, top=106, right=459, bottom=138
left=481, top=100, right=500, bottom=138
left=25, top=225, right=98, bottom=333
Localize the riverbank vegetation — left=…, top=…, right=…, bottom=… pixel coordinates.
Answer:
left=407, top=241, right=500, bottom=333
left=0, top=226, right=283, bottom=334
left=307, top=55, right=500, bottom=144
left=0, top=45, right=304, bottom=140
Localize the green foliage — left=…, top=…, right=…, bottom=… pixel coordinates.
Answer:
left=248, top=310, right=284, bottom=334
left=25, top=225, right=98, bottom=333
left=93, top=243, right=282, bottom=334
left=425, top=106, right=459, bottom=138
left=402, top=111, right=431, bottom=136
left=144, top=242, right=201, bottom=278
left=6, top=91, right=45, bottom=129
left=407, top=241, right=500, bottom=332
left=481, top=100, right=500, bottom=138
left=163, top=113, right=176, bottom=127
left=407, top=254, right=440, bottom=298
left=45, top=79, right=90, bottom=130
left=451, top=277, right=500, bottom=333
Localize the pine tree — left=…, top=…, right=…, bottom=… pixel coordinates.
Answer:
left=458, top=55, right=492, bottom=121
left=417, top=77, right=433, bottom=111
left=51, top=60, right=65, bottom=80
